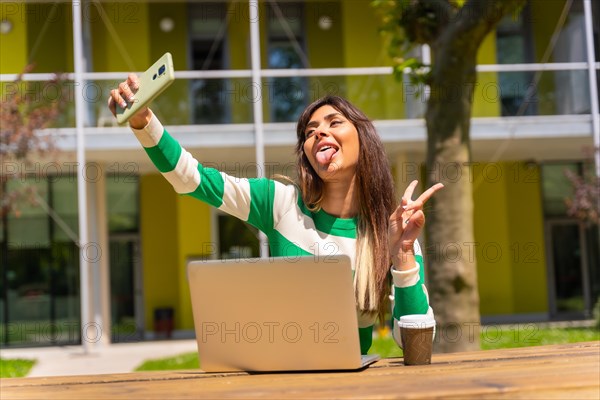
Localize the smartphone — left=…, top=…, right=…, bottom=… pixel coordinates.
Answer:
left=116, top=52, right=175, bottom=124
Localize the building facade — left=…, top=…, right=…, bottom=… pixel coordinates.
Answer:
left=0, top=0, right=598, bottom=347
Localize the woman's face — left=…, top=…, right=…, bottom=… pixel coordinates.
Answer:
left=302, top=105, right=360, bottom=183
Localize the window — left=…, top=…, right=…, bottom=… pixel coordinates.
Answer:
left=267, top=1, right=308, bottom=122
left=495, top=6, right=536, bottom=116
left=217, top=214, right=260, bottom=259
left=106, top=175, right=139, bottom=233
left=189, top=2, right=229, bottom=124
left=553, top=1, right=591, bottom=115
left=541, top=162, right=579, bottom=217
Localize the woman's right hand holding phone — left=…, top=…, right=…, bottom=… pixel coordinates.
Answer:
left=108, top=73, right=153, bottom=129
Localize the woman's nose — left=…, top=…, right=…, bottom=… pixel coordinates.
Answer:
left=316, top=128, right=328, bottom=137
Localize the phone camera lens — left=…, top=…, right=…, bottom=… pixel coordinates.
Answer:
left=158, top=65, right=166, bottom=76
left=152, top=73, right=157, bottom=80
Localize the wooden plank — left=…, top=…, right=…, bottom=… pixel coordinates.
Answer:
left=3, top=364, right=598, bottom=400
left=1, top=341, right=598, bottom=399
left=0, top=370, right=248, bottom=388
left=3, top=341, right=595, bottom=388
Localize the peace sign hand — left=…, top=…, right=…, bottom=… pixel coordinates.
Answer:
left=389, top=180, right=444, bottom=270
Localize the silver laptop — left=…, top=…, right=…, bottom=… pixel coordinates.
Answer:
left=187, top=255, right=380, bottom=372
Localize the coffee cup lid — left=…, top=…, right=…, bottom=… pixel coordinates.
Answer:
left=398, top=314, right=436, bottom=328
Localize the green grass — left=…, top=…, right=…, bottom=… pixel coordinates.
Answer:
left=0, top=358, right=36, bottom=378
left=368, top=334, right=404, bottom=358
left=134, top=326, right=599, bottom=371
left=479, top=326, right=599, bottom=350
left=135, top=352, right=199, bottom=371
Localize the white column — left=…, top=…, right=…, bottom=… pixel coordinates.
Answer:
left=72, top=0, right=92, bottom=353
left=583, top=0, right=599, bottom=177
left=249, top=0, right=269, bottom=258
left=86, top=164, right=111, bottom=346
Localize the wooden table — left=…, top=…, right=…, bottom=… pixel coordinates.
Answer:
left=2, top=341, right=599, bottom=399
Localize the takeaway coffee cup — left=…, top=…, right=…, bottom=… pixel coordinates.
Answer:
left=399, top=314, right=436, bottom=365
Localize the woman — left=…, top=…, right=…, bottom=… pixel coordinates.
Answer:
left=109, top=75, right=443, bottom=354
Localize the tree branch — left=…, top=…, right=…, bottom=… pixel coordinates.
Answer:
left=400, top=0, right=459, bottom=45
left=454, top=0, right=527, bottom=45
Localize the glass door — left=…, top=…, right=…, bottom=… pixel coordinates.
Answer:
left=546, top=220, right=598, bottom=318
left=1, top=178, right=81, bottom=347
left=109, top=234, right=143, bottom=342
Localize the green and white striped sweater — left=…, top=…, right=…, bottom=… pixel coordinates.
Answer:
left=132, top=115, right=433, bottom=354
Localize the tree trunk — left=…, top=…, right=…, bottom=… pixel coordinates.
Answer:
left=425, top=35, right=481, bottom=353
left=377, top=0, right=527, bottom=353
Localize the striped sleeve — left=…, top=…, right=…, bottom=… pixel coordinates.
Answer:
left=131, top=114, right=275, bottom=232
left=389, top=240, right=434, bottom=348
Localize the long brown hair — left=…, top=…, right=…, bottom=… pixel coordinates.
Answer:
left=295, top=96, right=396, bottom=314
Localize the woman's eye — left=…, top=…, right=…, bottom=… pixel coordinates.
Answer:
left=331, top=120, right=341, bottom=127
left=305, top=130, right=315, bottom=138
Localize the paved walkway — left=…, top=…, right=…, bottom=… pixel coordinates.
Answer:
left=0, top=339, right=198, bottom=377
